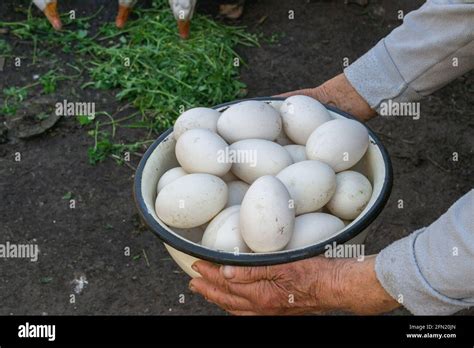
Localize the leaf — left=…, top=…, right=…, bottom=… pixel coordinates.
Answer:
left=40, top=277, right=53, bottom=284
left=62, top=191, right=73, bottom=200
left=77, top=30, right=88, bottom=39
left=77, top=115, right=93, bottom=126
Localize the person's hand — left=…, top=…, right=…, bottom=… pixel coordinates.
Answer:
left=278, top=73, right=377, bottom=122
left=189, top=255, right=400, bottom=315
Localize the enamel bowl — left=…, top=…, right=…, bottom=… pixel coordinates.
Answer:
left=134, top=97, right=392, bottom=277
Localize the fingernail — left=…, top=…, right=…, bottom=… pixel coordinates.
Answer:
left=222, top=266, right=235, bottom=279
left=189, top=283, right=196, bottom=292
left=191, top=263, right=199, bottom=272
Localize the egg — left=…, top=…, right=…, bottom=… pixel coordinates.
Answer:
left=226, top=180, right=250, bottom=207
left=276, top=160, right=336, bottom=215
left=326, top=171, right=373, bottom=220
left=274, top=127, right=293, bottom=146
left=217, top=100, right=282, bottom=143
left=157, top=167, right=187, bottom=193
left=201, top=205, right=250, bottom=253
left=173, top=107, right=221, bottom=140
left=283, top=145, right=307, bottom=163
left=230, top=139, right=293, bottom=184
left=175, top=128, right=231, bottom=176
left=155, top=173, right=228, bottom=228
left=170, top=226, right=205, bottom=243
left=280, top=95, right=332, bottom=145
left=220, top=170, right=238, bottom=182
left=240, top=175, right=295, bottom=252
left=285, top=213, right=345, bottom=250
left=306, top=119, right=369, bottom=172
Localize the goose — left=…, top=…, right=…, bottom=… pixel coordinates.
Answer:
left=32, top=0, right=138, bottom=30
left=33, top=0, right=243, bottom=39
left=32, top=0, right=62, bottom=30
left=116, top=0, right=138, bottom=29
left=169, top=0, right=197, bottom=39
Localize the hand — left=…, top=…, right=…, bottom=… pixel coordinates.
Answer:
left=189, top=255, right=400, bottom=315
left=278, top=73, right=377, bottom=122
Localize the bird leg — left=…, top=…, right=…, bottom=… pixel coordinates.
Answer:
left=38, top=0, right=62, bottom=30
left=116, top=4, right=133, bottom=28
left=177, top=20, right=191, bottom=39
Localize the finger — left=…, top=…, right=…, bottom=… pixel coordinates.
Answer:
left=192, top=261, right=230, bottom=288
left=192, top=261, right=259, bottom=299
left=220, top=265, right=273, bottom=284
left=190, top=278, right=253, bottom=312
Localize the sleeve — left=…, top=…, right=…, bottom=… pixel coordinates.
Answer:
left=375, top=190, right=474, bottom=315
left=343, top=0, right=474, bottom=111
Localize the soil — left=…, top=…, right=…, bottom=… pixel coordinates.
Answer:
left=0, top=0, right=472, bottom=315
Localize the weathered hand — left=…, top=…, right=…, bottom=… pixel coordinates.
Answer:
left=278, top=73, right=377, bottom=122
left=189, top=256, right=344, bottom=315
left=189, top=255, right=400, bottom=315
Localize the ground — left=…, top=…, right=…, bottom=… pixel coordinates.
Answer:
left=0, top=0, right=472, bottom=315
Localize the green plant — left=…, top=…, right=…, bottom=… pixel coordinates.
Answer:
left=0, top=39, right=11, bottom=54
left=0, top=0, right=259, bottom=164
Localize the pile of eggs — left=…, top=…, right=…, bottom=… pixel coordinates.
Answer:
left=155, top=96, right=373, bottom=254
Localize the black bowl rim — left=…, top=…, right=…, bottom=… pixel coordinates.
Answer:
left=133, top=97, right=393, bottom=266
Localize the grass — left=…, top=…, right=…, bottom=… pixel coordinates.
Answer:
left=0, top=0, right=259, bottom=164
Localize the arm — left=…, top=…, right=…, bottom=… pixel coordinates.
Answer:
left=281, top=0, right=474, bottom=121
left=189, top=255, right=400, bottom=315
left=375, top=190, right=474, bottom=315
left=189, top=191, right=473, bottom=315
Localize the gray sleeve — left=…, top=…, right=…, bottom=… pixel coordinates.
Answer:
left=344, top=0, right=474, bottom=111
left=375, top=190, right=474, bottom=315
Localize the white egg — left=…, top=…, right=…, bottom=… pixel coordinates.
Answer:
left=283, top=144, right=307, bottom=163
left=173, top=107, right=220, bottom=140
left=220, top=170, right=238, bottom=182
left=155, top=173, right=228, bottom=228
left=230, top=139, right=293, bottom=184
left=240, top=176, right=295, bottom=252
left=274, top=127, right=293, bottom=146
left=280, top=95, right=332, bottom=145
left=217, top=100, right=282, bottom=143
left=285, top=213, right=345, bottom=250
left=175, top=128, right=231, bottom=176
left=170, top=226, right=205, bottom=243
left=201, top=205, right=250, bottom=253
left=226, top=180, right=250, bottom=207
left=276, top=160, right=336, bottom=215
left=306, top=119, right=369, bottom=172
left=326, top=171, right=373, bottom=220
left=157, top=167, right=187, bottom=193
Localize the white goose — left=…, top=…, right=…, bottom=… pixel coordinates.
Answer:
left=32, top=0, right=62, bottom=30
left=33, top=0, right=196, bottom=34
left=32, top=0, right=139, bottom=30
left=33, top=1, right=243, bottom=39
left=168, top=0, right=197, bottom=39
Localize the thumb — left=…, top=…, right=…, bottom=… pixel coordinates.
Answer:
left=220, top=265, right=273, bottom=283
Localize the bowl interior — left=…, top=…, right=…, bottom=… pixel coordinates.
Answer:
left=136, top=98, right=391, bottom=265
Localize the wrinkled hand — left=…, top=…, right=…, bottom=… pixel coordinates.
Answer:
left=278, top=73, right=377, bottom=122
left=189, top=255, right=400, bottom=315
left=189, top=256, right=344, bottom=315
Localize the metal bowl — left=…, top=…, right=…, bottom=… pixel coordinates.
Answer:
left=134, top=97, right=393, bottom=277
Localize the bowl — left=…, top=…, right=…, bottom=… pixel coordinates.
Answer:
left=133, top=97, right=392, bottom=277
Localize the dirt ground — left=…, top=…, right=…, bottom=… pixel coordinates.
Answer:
left=0, top=0, right=472, bottom=315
